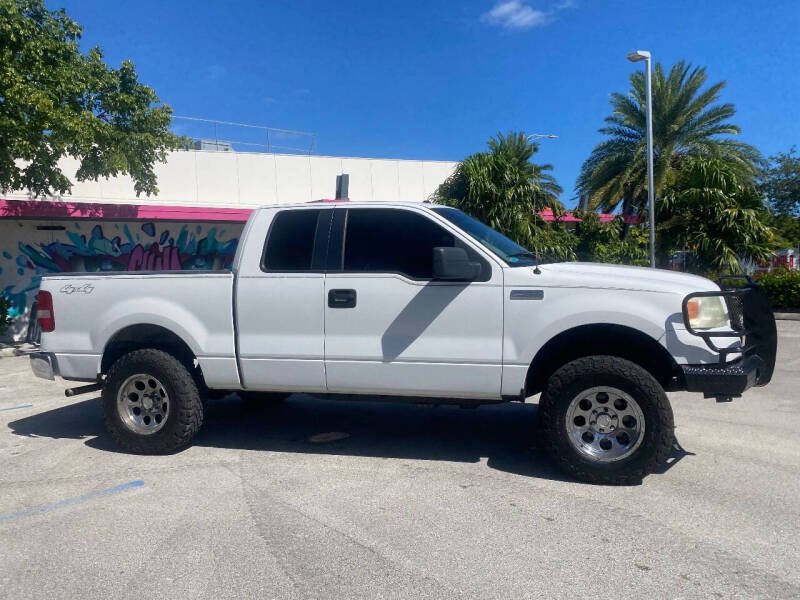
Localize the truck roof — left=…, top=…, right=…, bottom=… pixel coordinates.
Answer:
left=257, top=200, right=441, bottom=211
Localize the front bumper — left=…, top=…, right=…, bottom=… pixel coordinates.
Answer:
left=681, top=355, right=765, bottom=397
left=680, top=278, right=777, bottom=399
left=30, top=352, right=57, bottom=381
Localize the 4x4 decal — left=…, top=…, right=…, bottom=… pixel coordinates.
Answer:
left=60, top=283, right=95, bottom=295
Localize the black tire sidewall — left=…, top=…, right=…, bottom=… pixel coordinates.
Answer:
left=102, top=349, right=201, bottom=453
left=540, top=356, right=674, bottom=482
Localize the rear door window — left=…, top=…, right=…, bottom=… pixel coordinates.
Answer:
left=262, top=209, right=323, bottom=271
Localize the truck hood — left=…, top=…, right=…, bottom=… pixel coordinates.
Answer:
left=525, top=262, right=720, bottom=295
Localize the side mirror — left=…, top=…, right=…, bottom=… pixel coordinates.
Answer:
left=432, top=247, right=481, bottom=281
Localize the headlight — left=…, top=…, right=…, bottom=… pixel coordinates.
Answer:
left=686, top=296, right=728, bottom=329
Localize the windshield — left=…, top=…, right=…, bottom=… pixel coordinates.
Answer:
left=431, top=206, right=536, bottom=266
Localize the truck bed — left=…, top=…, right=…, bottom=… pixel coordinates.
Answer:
left=47, top=270, right=233, bottom=277
left=38, top=271, right=240, bottom=387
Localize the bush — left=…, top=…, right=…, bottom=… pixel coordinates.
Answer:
left=754, top=269, right=800, bottom=309
left=0, top=296, right=11, bottom=336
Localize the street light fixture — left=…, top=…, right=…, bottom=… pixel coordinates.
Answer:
left=627, top=50, right=656, bottom=269
left=528, top=133, right=559, bottom=140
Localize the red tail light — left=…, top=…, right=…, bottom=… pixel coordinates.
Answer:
left=37, top=290, right=55, bottom=332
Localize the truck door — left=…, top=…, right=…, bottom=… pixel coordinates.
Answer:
left=324, top=206, right=504, bottom=399
left=236, top=207, right=331, bottom=392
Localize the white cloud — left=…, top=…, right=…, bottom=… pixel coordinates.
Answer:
left=481, top=0, right=575, bottom=32
left=482, top=1, right=550, bottom=30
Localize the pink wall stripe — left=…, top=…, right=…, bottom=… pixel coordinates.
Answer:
left=1, top=198, right=641, bottom=224
left=0, top=199, right=253, bottom=222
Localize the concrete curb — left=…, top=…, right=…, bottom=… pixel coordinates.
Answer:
left=775, top=312, right=800, bottom=321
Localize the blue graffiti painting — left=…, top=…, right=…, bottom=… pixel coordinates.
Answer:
left=1, top=221, right=241, bottom=319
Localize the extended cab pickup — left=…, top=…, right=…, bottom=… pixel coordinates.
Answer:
left=30, top=202, right=777, bottom=483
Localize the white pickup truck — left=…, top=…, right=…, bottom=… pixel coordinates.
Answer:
left=30, top=201, right=777, bottom=484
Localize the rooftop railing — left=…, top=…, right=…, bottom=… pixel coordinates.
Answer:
left=172, top=116, right=317, bottom=154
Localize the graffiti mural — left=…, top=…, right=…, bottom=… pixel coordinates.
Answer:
left=0, top=219, right=243, bottom=338
left=18, top=222, right=239, bottom=273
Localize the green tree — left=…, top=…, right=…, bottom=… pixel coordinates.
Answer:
left=578, top=61, right=763, bottom=220
left=432, top=131, right=574, bottom=260
left=659, top=157, right=774, bottom=273
left=0, top=296, right=11, bottom=336
left=572, top=211, right=648, bottom=265
left=0, top=0, right=183, bottom=197
left=760, top=147, right=800, bottom=217
left=767, top=214, right=800, bottom=249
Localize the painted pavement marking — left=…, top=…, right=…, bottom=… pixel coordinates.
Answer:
left=0, top=403, right=33, bottom=412
left=0, top=480, right=144, bottom=525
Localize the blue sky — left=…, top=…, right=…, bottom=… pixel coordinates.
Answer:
left=59, top=0, right=800, bottom=207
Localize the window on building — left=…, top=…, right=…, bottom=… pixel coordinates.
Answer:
left=263, top=209, right=322, bottom=271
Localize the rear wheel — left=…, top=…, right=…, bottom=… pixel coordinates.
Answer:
left=102, top=349, right=204, bottom=454
left=538, top=356, right=674, bottom=485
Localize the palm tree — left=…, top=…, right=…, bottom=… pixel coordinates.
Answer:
left=659, top=157, right=774, bottom=273
left=432, top=132, right=568, bottom=256
left=578, top=61, right=763, bottom=219
left=486, top=132, right=563, bottom=205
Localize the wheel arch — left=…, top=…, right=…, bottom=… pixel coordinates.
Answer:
left=525, top=323, right=681, bottom=396
left=101, top=324, right=202, bottom=383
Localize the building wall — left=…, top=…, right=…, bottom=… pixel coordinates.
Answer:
left=0, top=219, right=244, bottom=340
left=1, top=149, right=458, bottom=340
left=4, top=151, right=457, bottom=208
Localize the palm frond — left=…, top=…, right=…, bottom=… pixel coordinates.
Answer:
left=578, top=59, right=761, bottom=221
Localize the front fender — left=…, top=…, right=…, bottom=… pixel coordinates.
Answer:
left=501, top=286, right=677, bottom=395
left=504, top=287, right=673, bottom=367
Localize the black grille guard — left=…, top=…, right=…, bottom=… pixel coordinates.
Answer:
left=681, top=275, right=777, bottom=386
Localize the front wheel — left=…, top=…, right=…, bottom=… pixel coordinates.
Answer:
left=538, top=356, right=674, bottom=485
left=102, top=349, right=204, bottom=454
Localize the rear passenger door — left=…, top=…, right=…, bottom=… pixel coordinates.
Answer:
left=323, top=206, right=504, bottom=399
left=236, top=207, right=331, bottom=392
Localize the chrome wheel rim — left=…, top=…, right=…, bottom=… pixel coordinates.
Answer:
left=117, top=374, right=170, bottom=435
left=566, top=386, right=645, bottom=463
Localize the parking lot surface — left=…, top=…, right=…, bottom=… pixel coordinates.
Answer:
left=1, top=322, right=799, bottom=599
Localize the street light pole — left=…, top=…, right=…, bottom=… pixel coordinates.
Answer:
left=627, top=50, right=656, bottom=268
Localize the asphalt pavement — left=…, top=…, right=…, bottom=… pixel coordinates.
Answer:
left=1, top=322, right=799, bottom=599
